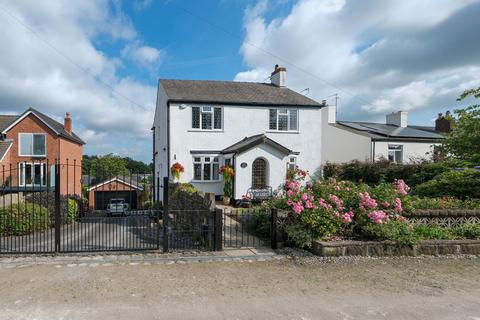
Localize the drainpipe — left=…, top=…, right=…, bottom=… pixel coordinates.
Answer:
left=371, top=140, right=376, bottom=162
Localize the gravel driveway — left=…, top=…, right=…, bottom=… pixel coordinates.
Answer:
left=0, top=255, right=479, bottom=320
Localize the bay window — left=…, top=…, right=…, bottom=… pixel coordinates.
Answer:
left=192, top=106, right=222, bottom=130
left=193, top=156, right=220, bottom=181
left=19, top=133, right=46, bottom=157
left=269, top=108, right=298, bottom=131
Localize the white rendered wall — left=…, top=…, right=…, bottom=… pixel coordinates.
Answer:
left=234, top=144, right=287, bottom=199
left=165, top=101, right=323, bottom=198
left=374, top=141, right=438, bottom=163
left=320, top=107, right=372, bottom=165
left=153, top=84, right=169, bottom=201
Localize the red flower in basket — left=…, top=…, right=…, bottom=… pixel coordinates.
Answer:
left=171, top=162, right=184, bottom=181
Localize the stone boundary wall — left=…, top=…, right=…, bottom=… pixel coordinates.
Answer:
left=312, top=240, right=480, bottom=257
left=404, top=209, right=480, bottom=228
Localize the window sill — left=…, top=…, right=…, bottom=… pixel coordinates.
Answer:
left=191, top=180, right=221, bottom=183
left=19, top=155, right=47, bottom=158
left=265, top=130, right=300, bottom=134
left=188, top=129, right=224, bottom=133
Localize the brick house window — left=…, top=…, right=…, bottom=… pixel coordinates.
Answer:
left=19, top=133, right=46, bottom=157
left=19, top=163, right=47, bottom=186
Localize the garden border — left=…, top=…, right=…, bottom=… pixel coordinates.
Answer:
left=312, top=239, right=480, bottom=257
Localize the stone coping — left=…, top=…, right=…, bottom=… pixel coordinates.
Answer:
left=312, top=239, right=480, bottom=257
left=405, top=209, right=480, bottom=217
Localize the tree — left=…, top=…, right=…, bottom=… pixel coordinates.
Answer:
left=88, top=154, right=129, bottom=178
left=441, top=87, right=480, bottom=164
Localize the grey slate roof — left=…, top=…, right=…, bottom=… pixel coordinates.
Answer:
left=160, top=79, right=322, bottom=107
left=221, top=134, right=292, bottom=155
left=336, top=121, right=445, bottom=141
left=0, top=108, right=85, bottom=145
left=0, top=140, right=13, bottom=161
left=0, top=115, right=19, bottom=132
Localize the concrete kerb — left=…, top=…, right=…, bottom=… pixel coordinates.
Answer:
left=0, top=249, right=282, bottom=268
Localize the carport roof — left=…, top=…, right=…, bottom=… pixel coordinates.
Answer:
left=221, top=134, right=292, bottom=155
left=87, top=177, right=144, bottom=192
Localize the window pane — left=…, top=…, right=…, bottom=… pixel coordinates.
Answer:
left=20, top=134, right=32, bottom=155
left=289, top=109, right=298, bottom=131
left=269, top=109, right=277, bottom=130
left=278, top=114, right=288, bottom=131
left=192, top=107, right=200, bottom=128
left=194, top=164, right=202, bottom=180
left=204, top=157, right=210, bottom=162
left=201, top=112, right=212, bottom=129
left=214, top=108, right=222, bottom=129
left=194, top=157, right=201, bottom=162
left=33, top=134, right=46, bottom=155
left=42, top=164, right=47, bottom=186
left=212, top=163, right=219, bottom=180
left=25, top=164, right=32, bottom=185
left=34, top=164, right=41, bottom=185
left=388, top=151, right=394, bottom=161
left=19, top=163, right=25, bottom=185
left=203, top=163, right=211, bottom=180
left=224, top=158, right=231, bottom=166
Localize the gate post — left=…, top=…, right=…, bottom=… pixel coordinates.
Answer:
left=162, top=177, right=169, bottom=253
left=214, top=208, right=223, bottom=251
left=54, top=161, right=61, bottom=253
left=271, top=208, right=278, bottom=250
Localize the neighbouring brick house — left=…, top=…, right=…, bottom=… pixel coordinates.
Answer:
left=0, top=108, right=85, bottom=195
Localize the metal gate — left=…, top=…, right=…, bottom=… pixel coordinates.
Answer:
left=0, top=161, right=161, bottom=254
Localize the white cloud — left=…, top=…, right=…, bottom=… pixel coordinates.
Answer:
left=0, top=1, right=158, bottom=161
left=121, top=41, right=165, bottom=71
left=235, top=0, right=480, bottom=123
left=133, top=0, right=153, bottom=12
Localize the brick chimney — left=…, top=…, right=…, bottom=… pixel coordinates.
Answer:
left=435, top=111, right=451, bottom=133
left=64, top=112, right=72, bottom=134
left=271, top=64, right=286, bottom=87
left=386, top=111, right=408, bottom=127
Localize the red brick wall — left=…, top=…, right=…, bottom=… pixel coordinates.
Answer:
left=3, top=113, right=83, bottom=195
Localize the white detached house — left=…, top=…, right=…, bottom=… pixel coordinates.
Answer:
left=153, top=66, right=324, bottom=201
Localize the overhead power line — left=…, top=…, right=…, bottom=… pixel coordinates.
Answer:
left=170, top=2, right=378, bottom=109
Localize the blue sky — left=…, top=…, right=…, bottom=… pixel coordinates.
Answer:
left=0, top=0, right=479, bottom=162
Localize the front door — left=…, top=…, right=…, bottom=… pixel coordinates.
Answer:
left=252, top=158, right=267, bottom=188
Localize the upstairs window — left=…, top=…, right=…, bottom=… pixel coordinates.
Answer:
left=192, top=106, right=222, bottom=130
left=193, top=156, right=220, bottom=181
left=19, top=133, right=46, bottom=157
left=269, top=109, right=298, bottom=131
left=388, top=144, right=403, bottom=164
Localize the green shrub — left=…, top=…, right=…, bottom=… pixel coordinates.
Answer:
left=0, top=203, right=50, bottom=236
left=285, top=221, right=315, bottom=249
left=412, top=224, right=455, bottom=240
left=143, top=200, right=153, bottom=209
left=410, top=196, right=480, bottom=210
left=361, top=221, right=419, bottom=246
left=414, top=170, right=480, bottom=199
left=249, top=209, right=271, bottom=239
left=454, top=224, right=480, bottom=239
left=65, top=199, right=78, bottom=224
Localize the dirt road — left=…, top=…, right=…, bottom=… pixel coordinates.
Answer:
left=0, top=256, right=479, bottom=320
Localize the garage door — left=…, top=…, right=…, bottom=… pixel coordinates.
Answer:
left=94, top=191, right=138, bottom=210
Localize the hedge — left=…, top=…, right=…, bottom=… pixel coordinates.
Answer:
left=414, top=170, right=480, bottom=199
left=0, top=203, right=50, bottom=236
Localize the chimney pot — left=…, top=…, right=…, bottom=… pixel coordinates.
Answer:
left=64, top=112, right=72, bottom=134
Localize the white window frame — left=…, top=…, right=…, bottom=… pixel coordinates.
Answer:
left=18, top=133, right=47, bottom=157
left=287, top=156, right=297, bottom=172
left=388, top=144, right=403, bottom=164
left=192, top=155, right=220, bottom=182
left=268, top=108, right=299, bottom=132
left=18, top=162, right=47, bottom=187
left=191, top=106, right=223, bottom=131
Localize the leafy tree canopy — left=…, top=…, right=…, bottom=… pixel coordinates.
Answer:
left=442, top=87, right=480, bottom=164
left=82, top=154, right=152, bottom=176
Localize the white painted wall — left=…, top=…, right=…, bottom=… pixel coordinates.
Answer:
left=234, top=144, right=288, bottom=199
left=153, top=83, right=169, bottom=201
left=320, top=107, right=372, bottom=165
left=154, top=83, right=324, bottom=199
left=373, top=141, right=437, bottom=163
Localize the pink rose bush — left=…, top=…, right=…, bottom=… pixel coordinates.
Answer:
left=266, top=167, right=412, bottom=248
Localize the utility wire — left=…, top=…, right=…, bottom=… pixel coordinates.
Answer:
left=171, top=2, right=378, bottom=109
left=0, top=5, right=146, bottom=110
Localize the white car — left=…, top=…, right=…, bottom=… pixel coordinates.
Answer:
left=107, top=199, right=129, bottom=216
